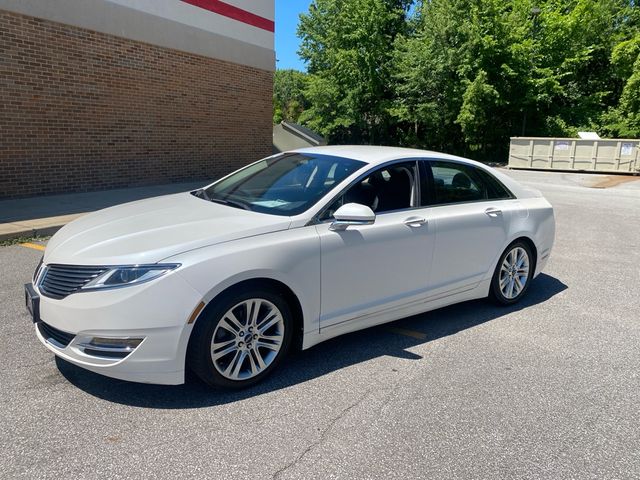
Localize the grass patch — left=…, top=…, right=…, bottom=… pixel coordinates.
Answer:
left=0, top=235, right=51, bottom=247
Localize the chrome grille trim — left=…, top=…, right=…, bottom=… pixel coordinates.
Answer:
left=33, top=256, right=44, bottom=283
left=38, top=264, right=109, bottom=300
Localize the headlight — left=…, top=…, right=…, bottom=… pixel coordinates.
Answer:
left=81, top=264, right=180, bottom=291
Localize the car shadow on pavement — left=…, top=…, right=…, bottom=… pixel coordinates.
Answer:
left=56, top=273, right=567, bottom=408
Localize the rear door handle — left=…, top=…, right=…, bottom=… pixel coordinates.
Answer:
left=403, top=216, right=427, bottom=228
left=485, top=207, right=503, bottom=218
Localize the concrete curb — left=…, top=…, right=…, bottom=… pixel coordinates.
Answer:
left=0, top=225, right=63, bottom=242
left=0, top=214, right=85, bottom=242
left=0, top=181, right=205, bottom=243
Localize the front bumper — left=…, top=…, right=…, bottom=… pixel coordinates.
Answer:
left=33, top=320, right=188, bottom=385
left=27, top=269, right=203, bottom=385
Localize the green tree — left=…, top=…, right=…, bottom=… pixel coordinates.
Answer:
left=528, top=0, right=635, bottom=136
left=273, top=69, right=309, bottom=124
left=391, top=0, right=639, bottom=159
left=392, top=0, right=528, bottom=157
left=296, top=0, right=640, bottom=160
left=298, top=0, right=412, bottom=144
left=602, top=31, right=640, bottom=137
left=456, top=70, right=500, bottom=153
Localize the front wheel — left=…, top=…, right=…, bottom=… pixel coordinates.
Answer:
left=489, top=241, right=534, bottom=305
left=187, top=288, right=293, bottom=388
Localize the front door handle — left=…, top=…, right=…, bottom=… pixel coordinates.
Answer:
left=485, top=207, right=503, bottom=218
left=403, top=216, right=427, bottom=228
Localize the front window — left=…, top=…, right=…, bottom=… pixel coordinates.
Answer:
left=320, top=162, right=418, bottom=220
left=198, top=153, right=365, bottom=216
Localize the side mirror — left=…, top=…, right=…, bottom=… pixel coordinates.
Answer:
left=330, top=203, right=376, bottom=231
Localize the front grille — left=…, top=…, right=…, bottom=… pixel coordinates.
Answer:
left=38, top=321, right=75, bottom=347
left=39, top=264, right=109, bottom=300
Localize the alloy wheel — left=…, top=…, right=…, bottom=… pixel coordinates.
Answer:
left=210, top=299, right=285, bottom=381
left=499, top=246, right=530, bottom=300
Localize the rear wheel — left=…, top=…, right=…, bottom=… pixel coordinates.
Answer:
left=188, top=287, right=293, bottom=388
left=489, top=241, right=534, bottom=305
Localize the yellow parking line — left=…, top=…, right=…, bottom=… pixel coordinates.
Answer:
left=387, top=327, right=427, bottom=340
left=20, top=242, right=46, bottom=251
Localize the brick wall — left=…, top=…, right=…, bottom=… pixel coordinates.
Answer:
left=0, top=10, right=273, bottom=199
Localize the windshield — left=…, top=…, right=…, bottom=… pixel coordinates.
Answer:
left=199, top=153, right=365, bottom=215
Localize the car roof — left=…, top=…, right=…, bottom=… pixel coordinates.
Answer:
left=291, top=145, right=474, bottom=166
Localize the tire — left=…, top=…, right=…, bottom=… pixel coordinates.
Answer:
left=187, top=286, right=293, bottom=389
left=489, top=241, right=534, bottom=305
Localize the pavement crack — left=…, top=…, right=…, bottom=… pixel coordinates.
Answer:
left=272, top=391, right=370, bottom=479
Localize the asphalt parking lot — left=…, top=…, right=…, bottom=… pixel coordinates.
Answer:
left=1, top=169, right=639, bottom=479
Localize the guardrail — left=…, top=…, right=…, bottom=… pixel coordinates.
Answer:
left=509, top=137, right=640, bottom=174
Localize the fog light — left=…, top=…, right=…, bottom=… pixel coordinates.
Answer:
left=77, top=337, right=144, bottom=359
left=88, top=337, right=143, bottom=351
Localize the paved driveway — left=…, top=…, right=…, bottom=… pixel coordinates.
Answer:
left=1, top=170, right=639, bottom=479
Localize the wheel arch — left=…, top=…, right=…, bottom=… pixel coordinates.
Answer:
left=487, top=235, right=538, bottom=305
left=486, top=234, right=539, bottom=283
left=510, top=235, right=538, bottom=276
left=189, top=277, right=306, bottom=352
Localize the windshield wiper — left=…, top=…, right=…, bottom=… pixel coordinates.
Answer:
left=193, top=189, right=251, bottom=211
left=209, top=197, right=251, bottom=211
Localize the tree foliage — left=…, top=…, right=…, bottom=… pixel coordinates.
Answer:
left=273, top=69, right=309, bottom=124
left=297, top=0, right=413, bottom=143
left=289, top=0, right=640, bottom=160
left=602, top=32, right=640, bottom=136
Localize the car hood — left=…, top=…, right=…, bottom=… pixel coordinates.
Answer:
left=44, top=193, right=292, bottom=265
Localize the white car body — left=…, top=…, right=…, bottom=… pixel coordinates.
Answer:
left=30, top=146, right=555, bottom=385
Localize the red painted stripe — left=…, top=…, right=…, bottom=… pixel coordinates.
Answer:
left=181, top=0, right=275, bottom=32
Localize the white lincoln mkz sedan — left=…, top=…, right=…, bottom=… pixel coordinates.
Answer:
left=25, top=146, right=555, bottom=388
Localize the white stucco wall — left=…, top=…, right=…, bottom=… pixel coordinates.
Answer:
left=0, top=0, right=275, bottom=70
left=107, top=0, right=274, bottom=49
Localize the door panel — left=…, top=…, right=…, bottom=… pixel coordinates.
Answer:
left=316, top=209, right=434, bottom=328
left=429, top=201, right=512, bottom=294
left=423, top=159, right=517, bottom=295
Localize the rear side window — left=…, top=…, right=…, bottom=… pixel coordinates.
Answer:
left=474, top=168, right=513, bottom=199
left=428, top=161, right=513, bottom=205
